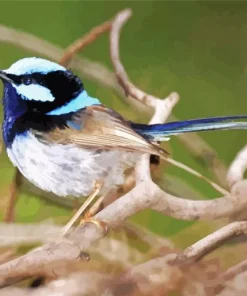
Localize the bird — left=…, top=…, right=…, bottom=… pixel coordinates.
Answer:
left=1, top=57, right=247, bottom=229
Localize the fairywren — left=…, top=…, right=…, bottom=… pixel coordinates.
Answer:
left=1, top=57, right=247, bottom=198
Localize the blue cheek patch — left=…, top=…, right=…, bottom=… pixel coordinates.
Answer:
left=14, top=84, right=55, bottom=102
left=46, top=91, right=101, bottom=115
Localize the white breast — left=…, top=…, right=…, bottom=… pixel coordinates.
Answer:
left=7, top=132, right=140, bottom=197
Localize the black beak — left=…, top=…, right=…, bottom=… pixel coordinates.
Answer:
left=0, top=71, right=14, bottom=84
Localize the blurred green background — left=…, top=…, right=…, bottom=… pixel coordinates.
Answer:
left=0, top=1, right=246, bottom=248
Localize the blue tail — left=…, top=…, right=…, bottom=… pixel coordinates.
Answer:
left=131, top=115, right=247, bottom=141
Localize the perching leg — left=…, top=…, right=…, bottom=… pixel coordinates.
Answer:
left=62, top=180, right=103, bottom=235
left=79, top=193, right=108, bottom=235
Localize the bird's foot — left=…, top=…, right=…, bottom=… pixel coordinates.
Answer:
left=79, top=216, right=108, bottom=236
left=79, top=192, right=108, bottom=236
left=62, top=180, right=104, bottom=235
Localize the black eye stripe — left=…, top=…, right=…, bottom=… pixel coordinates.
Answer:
left=5, top=70, right=84, bottom=114
left=22, top=75, right=33, bottom=85
left=6, top=72, right=54, bottom=86
left=6, top=70, right=81, bottom=88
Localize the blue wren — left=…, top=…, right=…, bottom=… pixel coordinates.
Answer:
left=1, top=57, right=247, bottom=199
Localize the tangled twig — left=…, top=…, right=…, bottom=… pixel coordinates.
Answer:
left=1, top=8, right=247, bottom=293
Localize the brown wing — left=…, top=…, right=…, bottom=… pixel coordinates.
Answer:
left=39, top=105, right=168, bottom=157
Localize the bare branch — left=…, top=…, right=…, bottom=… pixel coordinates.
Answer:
left=1, top=177, right=246, bottom=287
left=0, top=272, right=112, bottom=296
left=171, top=221, right=247, bottom=265
left=219, top=259, right=247, bottom=283
left=0, top=222, right=62, bottom=247
left=209, top=258, right=247, bottom=294
left=1, top=8, right=247, bottom=290
left=96, top=179, right=247, bottom=222
left=60, top=20, right=111, bottom=67
left=109, top=9, right=228, bottom=196
left=111, top=253, right=181, bottom=295
left=227, top=145, right=247, bottom=188
left=110, top=9, right=164, bottom=108
left=4, top=170, right=21, bottom=223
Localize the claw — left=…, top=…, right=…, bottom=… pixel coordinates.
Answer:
left=80, top=218, right=108, bottom=236
left=79, top=250, right=91, bottom=261
left=62, top=180, right=103, bottom=235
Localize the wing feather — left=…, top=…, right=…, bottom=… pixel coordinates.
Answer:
left=39, top=105, right=167, bottom=157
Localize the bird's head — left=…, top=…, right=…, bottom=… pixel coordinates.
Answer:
left=0, top=57, right=100, bottom=116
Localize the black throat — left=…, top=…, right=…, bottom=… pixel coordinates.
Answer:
left=2, top=83, right=74, bottom=148
left=2, top=70, right=84, bottom=147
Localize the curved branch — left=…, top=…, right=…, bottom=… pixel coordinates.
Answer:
left=4, top=170, right=21, bottom=222
left=1, top=178, right=246, bottom=287
left=171, top=221, right=247, bottom=265
left=109, top=9, right=228, bottom=196
left=1, top=8, right=247, bottom=289
left=227, top=144, right=247, bottom=188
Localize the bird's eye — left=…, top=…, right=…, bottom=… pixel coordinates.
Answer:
left=22, top=76, right=33, bottom=85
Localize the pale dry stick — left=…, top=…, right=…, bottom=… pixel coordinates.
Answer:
left=171, top=221, right=247, bottom=265
left=109, top=8, right=228, bottom=195
left=1, top=181, right=247, bottom=287
left=0, top=272, right=112, bottom=296
left=110, top=8, right=229, bottom=189
left=95, top=180, right=247, bottom=223
left=206, top=256, right=247, bottom=294
left=60, top=20, right=111, bottom=67
left=123, top=96, right=229, bottom=189
left=3, top=170, right=21, bottom=223
left=227, top=144, right=247, bottom=188
left=0, top=256, right=181, bottom=296
left=166, top=157, right=228, bottom=195
left=219, top=259, right=247, bottom=283
left=110, top=253, right=181, bottom=296
left=110, top=9, right=165, bottom=109
left=1, top=9, right=247, bottom=287
left=59, top=6, right=229, bottom=226
left=0, top=222, right=63, bottom=247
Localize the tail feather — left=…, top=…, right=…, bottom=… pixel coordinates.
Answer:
left=131, top=115, right=247, bottom=141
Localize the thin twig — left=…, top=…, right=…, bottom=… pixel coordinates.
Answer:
left=4, top=170, right=21, bottom=223
left=110, top=9, right=168, bottom=108
left=227, top=144, right=247, bottom=188
left=0, top=8, right=247, bottom=289
left=208, top=258, right=247, bottom=294
left=59, top=20, right=111, bottom=67
left=220, top=259, right=247, bottom=283
left=109, top=9, right=228, bottom=195
left=171, top=221, right=247, bottom=265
